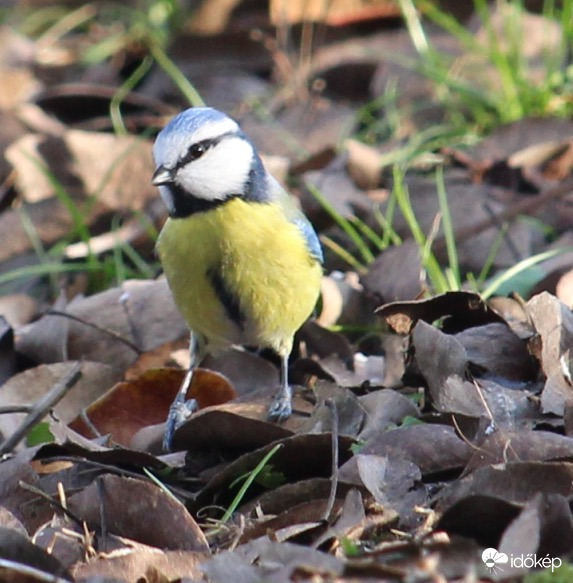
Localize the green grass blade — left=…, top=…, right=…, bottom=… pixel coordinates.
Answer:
left=481, top=247, right=573, bottom=299
left=0, top=261, right=102, bottom=286
left=436, top=165, right=460, bottom=289
left=476, top=223, right=508, bottom=285
left=320, top=235, right=367, bottom=272
left=110, top=56, right=154, bottom=135
left=391, top=165, right=448, bottom=293
left=374, top=199, right=402, bottom=247
left=349, top=216, right=385, bottom=251
left=149, top=41, right=204, bottom=106
left=306, top=182, right=375, bottom=264
left=220, top=443, right=283, bottom=524
left=24, top=153, right=94, bottom=250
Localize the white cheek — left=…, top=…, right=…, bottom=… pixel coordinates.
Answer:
left=177, top=139, right=253, bottom=200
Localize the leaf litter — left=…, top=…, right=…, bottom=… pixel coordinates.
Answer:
left=0, top=1, right=572, bottom=581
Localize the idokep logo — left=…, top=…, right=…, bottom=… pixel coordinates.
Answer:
left=482, top=548, right=508, bottom=574
left=481, top=547, right=562, bottom=574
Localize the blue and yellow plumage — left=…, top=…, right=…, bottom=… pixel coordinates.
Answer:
left=152, top=107, right=323, bottom=450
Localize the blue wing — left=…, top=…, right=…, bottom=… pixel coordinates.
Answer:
left=267, top=176, right=323, bottom=264
left=292, top=217, right=323, bottom=263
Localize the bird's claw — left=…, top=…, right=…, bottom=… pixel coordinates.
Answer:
left=162, top=397, right=198, bottom=452
left=267, top=389, right=292, bottom=423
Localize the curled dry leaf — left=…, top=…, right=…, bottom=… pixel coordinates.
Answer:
left=526, top=292, right=573, bottom=415
left=312, top=488, right=366, bottom=548
left=5, top=130, right=155, bottom=208
left=269, top=0, right=400, bottom=26
left=68, top=368, right=184, bottom=447
left=201, top=349, right=280, bottom=396
left=412, top=321, right=538, bottom=425
left=0, top=453, right=57, bottom=534
left=377, top=290, right=506, bottom=335
left=70, top=367, right=236, bottom=449
left=0, top=507, right=27, bottom=536
left=68, top=474, right=209, bottom=552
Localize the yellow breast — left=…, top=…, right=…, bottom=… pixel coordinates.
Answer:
left=157, top=198, right=322, bottom=356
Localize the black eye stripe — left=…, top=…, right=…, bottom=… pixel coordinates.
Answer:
left=179, top=139, right=211, bottom=166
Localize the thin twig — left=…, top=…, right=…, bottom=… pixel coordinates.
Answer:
left=322, top=398, right=339, bottom=522
left=46, top=310, right=141, bottom=355
left=39, top=455, right=195, bottom=500
left=0, top=405, right=33, bottom=415
left=18, top=480, right=85, bottom=528
left=0, top=362, right=83, bottom=455
left=97, top=477, right=108, bottom=552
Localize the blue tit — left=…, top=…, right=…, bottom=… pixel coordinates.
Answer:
left=152, top=107, right=323, bottom=450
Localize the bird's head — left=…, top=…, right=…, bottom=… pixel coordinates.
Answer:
left=152, top=107, right=267, bottom=217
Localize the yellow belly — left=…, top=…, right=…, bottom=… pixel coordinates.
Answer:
left=157, top=198, right=322, bottom=356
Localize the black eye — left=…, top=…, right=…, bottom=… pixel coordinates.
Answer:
left=187, top=142, right=206, bottom=161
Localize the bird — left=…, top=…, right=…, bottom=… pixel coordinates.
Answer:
left=152, top=107, right=323, bottom=450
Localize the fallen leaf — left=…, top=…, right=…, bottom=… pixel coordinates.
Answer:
left=71, top=546, right=207, bottom=582
left=526, top=292, right=573, bottom=415
left=68, top=474, right=209, bottom=552
left=0, top=361, right=122, bottom=447
left=377, top=290, right=506, bottom=334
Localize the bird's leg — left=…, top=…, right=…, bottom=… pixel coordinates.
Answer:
left=163, top=333, right=203, bottom=451
left=267, top=353, right=292, bottom=422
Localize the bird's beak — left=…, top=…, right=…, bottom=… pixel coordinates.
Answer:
left=152, top=165, right=174, bottom=186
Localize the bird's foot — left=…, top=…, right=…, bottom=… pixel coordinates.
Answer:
left=267, top=386, right=292, bottom=423
left=163, top=396, right=198, bottom=452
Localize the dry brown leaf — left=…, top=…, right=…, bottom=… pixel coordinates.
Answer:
left=72, top=545, right=207, bottom=581
left=377, top=290, right=505, bottom=335
left=0, top=361, right=122, bottom=448
left=16, top=279, right=188, bottom=371
left=68, top=368, right=184, bottom=447
left=171, top=403, right=295, bottom=453
left=526, top=292, right=573, bottom=415
left=0, top=526, right=70, bottom=580
left=69, top=474, right=209, bottom=552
